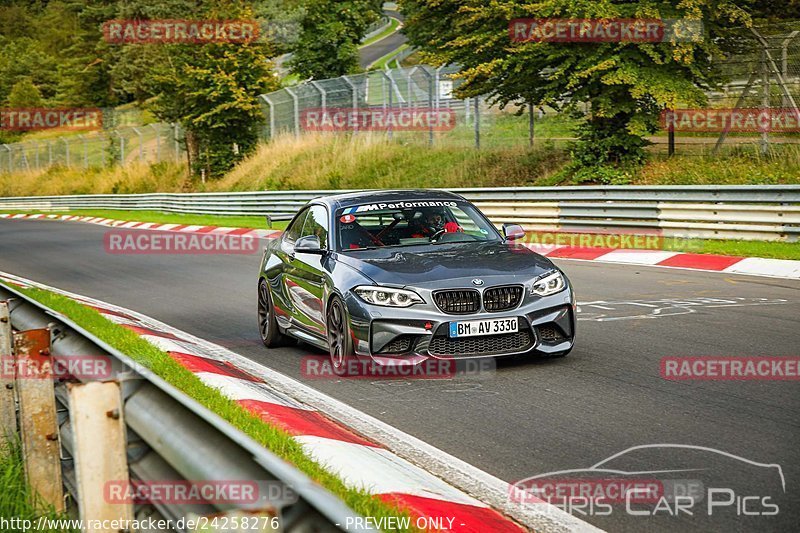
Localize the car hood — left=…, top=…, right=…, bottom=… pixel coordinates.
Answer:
left=334, top=241, right=556, bottom=288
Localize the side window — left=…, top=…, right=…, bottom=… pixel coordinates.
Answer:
left=300, top=205, right=330, bottom=249
left=283, top=208, right=310, bottom=244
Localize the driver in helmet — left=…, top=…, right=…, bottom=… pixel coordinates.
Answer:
left=410, top=208, right=461, bottom=238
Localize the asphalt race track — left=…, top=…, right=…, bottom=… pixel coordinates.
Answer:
left=359, top=12, right=406, bottom=68
left=1, top=218, right=798, bottom=532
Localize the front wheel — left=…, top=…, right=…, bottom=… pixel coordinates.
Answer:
left=326, top=297, right=353, bottom=375
left=258, top=279, right=287, bottom=348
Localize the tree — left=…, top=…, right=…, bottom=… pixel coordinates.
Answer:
left=148, top=3, right=279, bottom=179
left=400, top=0, right=751, bottom=173
left=7, top=77, right=43, bottom=107
left=288, top=0, right=382, bottom=79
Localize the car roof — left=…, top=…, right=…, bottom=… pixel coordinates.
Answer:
left=310, top=189, right=467, bottom=210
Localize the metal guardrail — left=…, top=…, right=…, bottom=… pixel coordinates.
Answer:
left=1, top=186, right=799, bottom=241
left=0, top=282, right=369, bottom=532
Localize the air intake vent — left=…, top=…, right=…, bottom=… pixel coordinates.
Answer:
left=483, top=285, right=523, bottom=312
left=433, top=290, right=481, bottom=315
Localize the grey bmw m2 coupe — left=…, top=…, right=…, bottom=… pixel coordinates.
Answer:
left=257, top=190, right=575, bottom=373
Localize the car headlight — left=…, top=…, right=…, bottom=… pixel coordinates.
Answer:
left=353, top=286, right=424, bottom=307
left=530, top=271, right=566, bottom=297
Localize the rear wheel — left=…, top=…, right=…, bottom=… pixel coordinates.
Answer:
left=326, top=297, right=353, bottom=375
left=258, top=279, right=286, bottom=348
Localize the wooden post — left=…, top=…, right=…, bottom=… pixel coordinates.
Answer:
left=0, top=301, right=17, bottom=450
left=68, top=381, right=134, bottom=527
left=14, top=328, right=64, bottom=512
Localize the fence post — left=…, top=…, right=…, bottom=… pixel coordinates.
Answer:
left=528, top=103, right=534, bottom=148
left=68, top=381, right=134, bottom=527
left=0, top=301, right=16, bottom=450
left=115, top=131, right=125, bottom=164
left=150, top=124, right=161, bottom=161
left=414, top=67, right=434, bottom=146
left=79, top=134, right=88, bottom=169
left=34, top=141, right=40, bottom=169
left=474, top=95, right=481, bottom=149
left=760, top=49, right=769, bottom=155
left=133, top=127, right=144, bottom=163
left=63, top=138, right=71, bottom=168
left=47, top=141, right=53, bottom=167
left=14, top=328, right=64, bottom=512
left=2, top=145, right=11, bottom=173
left=342, top=76, right=359, bottom=135
left=781, top=31, right=798, bottom=108
left=285, top=87, right=300, bottom=138
left=435, top=66, right=446, bottom=110
left=381, top=71, right=394, bottom=140
left=260, top=95, right=275, bottom=140
left=310, top=81, right=327, bottom=112
left=173, top=123, right=181, bottom=162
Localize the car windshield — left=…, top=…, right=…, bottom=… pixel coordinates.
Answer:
left=336, top=200, right=501, bottom=251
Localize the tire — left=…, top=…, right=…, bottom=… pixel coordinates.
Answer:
left=326, top=296, right=353, bottom=376
left=258, top=279, right=287, bottom=348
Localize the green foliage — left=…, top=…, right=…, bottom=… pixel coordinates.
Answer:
left=400, top=0, right=753, bottom=168
left=287, top=0, right=382, bottom=79
left=7, top=77, right=43, bottom=107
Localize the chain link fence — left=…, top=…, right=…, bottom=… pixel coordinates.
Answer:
left=0, top=123, right=184, bottom=174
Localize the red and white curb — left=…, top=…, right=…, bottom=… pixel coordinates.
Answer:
left=0, top=213, right=282, bottom=240
left=0, top=271, right=598, bottom=533
left=525, top=244, right=800, bottom=280
left=3, top=212, right=799, bottom=280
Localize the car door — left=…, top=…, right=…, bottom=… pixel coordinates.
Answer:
left=271, top=207, right=310, bottom=321
left=284, top=205, right=330, bottom=338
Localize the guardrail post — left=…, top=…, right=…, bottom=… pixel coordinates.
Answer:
left=68, top=381, right=134, bottom=526
left=0, top=301, right=16, bottom=449
left=14, top=328, right=64, bottom=512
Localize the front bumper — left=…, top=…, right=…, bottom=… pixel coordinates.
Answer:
left=343, top=286, right=575, bottom=365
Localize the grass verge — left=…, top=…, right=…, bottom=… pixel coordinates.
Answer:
left=0, top=441, right=77, bottom=532
left=0, top=210, right=287, bottom=231
left=4, top=283, right=419, bottom=532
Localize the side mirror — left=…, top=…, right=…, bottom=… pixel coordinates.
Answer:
left=294, top=235, right=325, bottom=254
left=502, top=223, right=526, bottom=241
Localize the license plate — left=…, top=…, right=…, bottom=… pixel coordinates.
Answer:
left=449, top=317, right=518, bottom=338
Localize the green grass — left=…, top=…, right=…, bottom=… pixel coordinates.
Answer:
left=0, top=441, right=77, bottom=532
left=0, top=210, right=288, bottom=230
left=361, top=17, right=401, bottom=47
left=369, top=43, right=410, bottom=70
left=5, top=283, right=420, bottom=532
